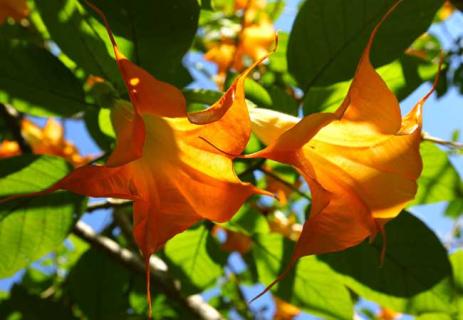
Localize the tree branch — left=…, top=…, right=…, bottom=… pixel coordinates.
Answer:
left=422, top=132, right=463, bottom=149
left=73, top=221, right=223, bottom=320
left=86, top=199, right=131, bottom=212
left=0, top=103, right=32, bottom=153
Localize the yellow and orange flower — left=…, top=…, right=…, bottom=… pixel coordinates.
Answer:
left=214, top=226, right=253, bottom=254
left=273, top=297, right=301, bottom=320
left=204, top=0, right=275, bottom=86
left=0, top=118, right=89, bottom=167
left=378, top=307, right=400, bottom=320
left=247, top=1, right=438, bottom=295
left=0, top=140, right=20, bottom=158
left=2, top=4, right=271, bottom=314
left=437, top=1, right=455, bottom=21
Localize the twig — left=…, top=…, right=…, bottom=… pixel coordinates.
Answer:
left=422, top=132, right=463, bottom=149
left=0, top=104, right=32, bottom=153
left=73, top=221, right=223, bottom=320
left=257, top=167, right=311, bottom=200
left=86, top=199, right=132, bottom=212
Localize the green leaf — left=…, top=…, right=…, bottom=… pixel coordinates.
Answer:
left=98, top=108, right=116, bottom=138
left=320, top=212, right=455, bottom=315
left=266, top=0, right=286, bottom=22
left=198, top=0, right=214, bottom=10
left=445, top=199, right=463, bottom=219
left=0, top=192, right=84, bottom=279
left=91, top=0, right=199, bottom=87
left=266, top=85, right=299, bottom=115
left=0, top=38, right=87, bottom=117
left=0, top=155, right=70, bottom=196
left=163, top=224, right=226, bottom=295
left=128, top=276, right=194, bottom=319
left=20, top=268, right=54, bottom=296
left=35, top=0, right=199, bottom=88
left=253, top=233, right=354, bottom=320
left=288, top=0, right=442, bottom=91
left=67, top=248, right=131, bottom=320
left=303, top=55, right=439, bottom=115
left=84, top=108, right=115, bottom=151
left=0, top=155, right=85, bottom=278
left=34, top=0, right=123, bottom=89
left=411, top=142, right=463, bottom=205
left=450, top=250, right=463, bottom=318
left=416, top=314, right=453, bottom=320
left=221, top=203, right=270, bottom=235
left=269, top=32, right=289, bottom=74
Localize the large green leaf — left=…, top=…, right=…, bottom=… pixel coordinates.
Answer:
left=0, top=38, right=87, bottom=117
left=34, top=0, right=123, bottom=89
left=0, top=155, right=85, bottom=278
left=303, top=55, right=438, bottom=115
left=67, top=248, right=131, bottom=320
left=0, top=155, right=70, bottom=196
left=252, top=233, right=354, bottom=320
left=163, top=224, right=226, bottom=295
left=320, top=212, right=455, bottom=316
left=35, top=0, right=199, bottom=88
left=91, top=0, right=199, bottom=87
left=288, top=0, right=442, bottom=91
left=411, top=142, right=463, bottom=206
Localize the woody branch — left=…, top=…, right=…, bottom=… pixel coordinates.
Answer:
left=73, top=221, right=223, bottom=320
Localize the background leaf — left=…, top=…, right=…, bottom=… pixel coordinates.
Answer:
left=67, top=248, right=131, bottom=320
left=91, top=0, right=199, bottom=87
left=412, top=142, right=463, bottom=205
left=320, top=212, right=455, bottom=316
left=35, top=0, right=199, bottom=89
left=0, top=37, right=87, bottom=117
left=0, top=155, right=85, bottom=278
left=450, top=250, right=463, bottom=318
left=303, top=55, right=439, bottom=115
left=287, top=0, right=442, bottom=91
left=163, top=224, right=226, bottom=295
left=252, top=233, right=354, bottom=319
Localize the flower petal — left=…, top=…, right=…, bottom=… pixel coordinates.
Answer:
left=248, top=0, right=436, bottom=275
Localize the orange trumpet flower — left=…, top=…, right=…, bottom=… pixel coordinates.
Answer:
left=0, top=118, right=89, bottom=167
left=1, top=4, right=271, bottom=314
left=247, top=0, right=439, bottom=295
left=204, top=0, right=275, bottom=86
